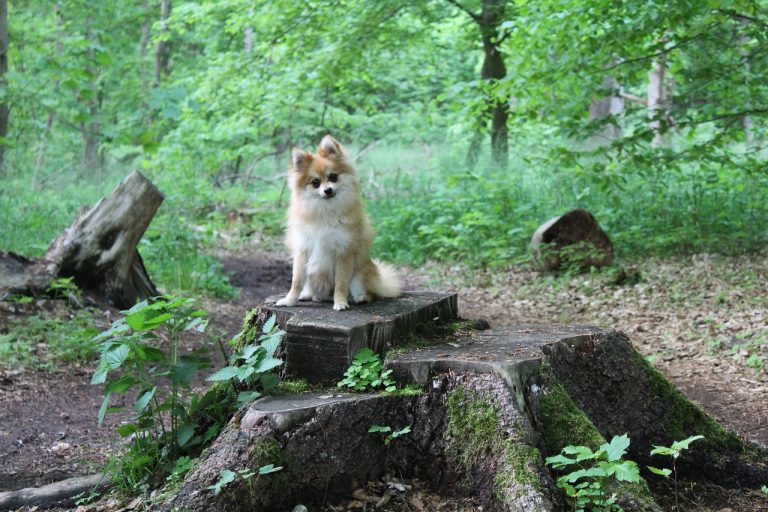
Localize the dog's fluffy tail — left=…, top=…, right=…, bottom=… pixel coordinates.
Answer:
left=372, top=259, right=402, bottom=298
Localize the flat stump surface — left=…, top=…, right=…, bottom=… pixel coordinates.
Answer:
left=263, top=291, right=458, bottom=382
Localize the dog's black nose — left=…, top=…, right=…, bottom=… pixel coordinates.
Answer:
left=324, top=188, right=334, bottom=196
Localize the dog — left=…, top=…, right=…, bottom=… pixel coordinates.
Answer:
left=275, top=135, right=401, bottom=311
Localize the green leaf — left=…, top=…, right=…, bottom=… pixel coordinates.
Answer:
left=255, top=357, right=282, bottom=373
left=97, top=392, right=111, bottom=427
left=207, top=366, right=240, bottom=381
left=602, top=433, right=631, bottom=462
left=105, top=344, right=131, bottom=369
left=612, top=460, right=640, bottom=482
left=206, top=469, right=236, bottom=494
left=368, top=425, right=392, bottom=433
left=262, top=314, right=277, bottom=334
left=671, top=435, right=705, bottom=451
left=647, top=466, right=672, bottom=478
left=134, top=387, right=156, bottom=413
left=177, top=422, right=196, bottom=447
left=258, top=464, right=283, bottom=475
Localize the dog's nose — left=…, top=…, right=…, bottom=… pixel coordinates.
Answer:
left=324, top=188, right=334, bottom=196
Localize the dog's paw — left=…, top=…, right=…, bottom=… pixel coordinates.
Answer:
left=298, top=292, right=313, bottom=301
left=333, top=301, right=349, bottom=311
left=351, top=294, right=372, bottom=304
left=276, top=296, right=297, bottom=307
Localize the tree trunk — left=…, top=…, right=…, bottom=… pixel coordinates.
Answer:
left=140, top=0, right=151, bottom=92
left=647, top=57, right=668, bottom=148
left=480, top=0, right=508, bottom=169
left=34, top=1, right=63, bottom=178
left=80, top=15, right=100, bottom=173
left=244, top=6, right=254, bottom=54
left=162, top=320, right=767, bottom=511
left=153, top=0, right=172, bottom=87
left=0, top=0, right=9, bottom=174
left=45, top=171, right=163, bottom=307
left=588, top=74, right=624, bottom=143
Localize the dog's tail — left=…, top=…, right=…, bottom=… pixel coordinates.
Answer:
left=372, top=259, right=402, bottom=298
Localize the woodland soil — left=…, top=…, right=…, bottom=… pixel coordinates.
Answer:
left=1, top=250, right=766, bottom=511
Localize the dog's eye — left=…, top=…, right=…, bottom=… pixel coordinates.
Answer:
left=328, top=173, right=338, bottom=182
left=311, top=178, right=321, bottom=188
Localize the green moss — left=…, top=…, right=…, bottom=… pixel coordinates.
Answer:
left=537, top=382, right=605, bottom=454
left=446, top=387, right=504, bottom=467
left=233, top=308, right=264, bottom=350
left=273, top=378, right=309, bottom=394
left=386, top=318, right=485, bottom=356
left=494, top=441, right=543, bottom=501
left=639, top=352, right=748, bottom=455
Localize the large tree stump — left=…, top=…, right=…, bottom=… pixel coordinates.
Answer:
left=530, top=209, right=614, bottom=271
left=160, top=320, right=767, bottom=511
left=44, top=171, right=163, bottom=307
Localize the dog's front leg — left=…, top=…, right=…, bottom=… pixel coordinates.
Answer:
left=333, top=254, right=354, bottom=311
left=276, top=252, right=307, bottom=307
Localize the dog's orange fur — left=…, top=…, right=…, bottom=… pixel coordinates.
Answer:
left=276, top=135, right=401, bottom=311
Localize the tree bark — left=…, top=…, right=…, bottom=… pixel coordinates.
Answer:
left=153, top=0, right=172, bottom=87
left=45, top=171, right=163, bottom=307
left=0, top=0, right=9, bottom=174
left=647, top=57, right=668, bottom=148
left=449, top=0, right=509, bottom=170
left=588, top=74, right=624, bottom=142
left=79, top=15, right=101, bottom=173
left=244, top=6, right=254, bottom=54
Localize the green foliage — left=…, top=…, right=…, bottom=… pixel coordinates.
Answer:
left=648, top=435, right=705, bottom=511
left=546, top=434, right=641, bottom=512
left=207, top=313, right=284, bottom=405
left=0, top=310, right=99, bottom=369
left=337, top=348, right=396, bottom=392
left=91, top=295, right=211, bottom=486
left=368, top=424, right=412, bottom=445
left=46, top=277, right=81, bottom=304
left=206, top=464, right=283, bottom=495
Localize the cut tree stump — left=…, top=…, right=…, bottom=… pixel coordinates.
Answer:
left=42, top=171, right=163, bottom=307
left=262, top=291, right=458, bottom=383
left=530, top=209, right=614, bottom=271
left=160, top=315, right=768, bottom=511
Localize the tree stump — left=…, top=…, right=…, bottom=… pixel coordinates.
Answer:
left=530, top=209, right=614, bottom=271
left=44, top=171, right=163, bottom=307
left=160, top=319, right=767, bottom=511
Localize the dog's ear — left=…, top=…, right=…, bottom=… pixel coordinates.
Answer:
left=317, top=135, right=345, bottom=159
left=291, top=148, right=312, bottom=172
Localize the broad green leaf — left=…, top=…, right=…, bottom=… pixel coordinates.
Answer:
left=207, top=366, right=240, bottom=381
left=105, top=344, right=131, bottom=369
left=206, top=469, right=236, bottom=494
left=135, top=387, right=157, bottom=413
left=671, top=435, right=705, bottom=451
left=177, top=422, right=196, bottom=447
left=262, top=314, right=277, bottom=334
left=603, top=433, right=631, bottom=462
left=98, top=392, right=111, bottom=427
left=368, top=425, right=392, bottom=433
left=258, top=464, right=283, bottom=475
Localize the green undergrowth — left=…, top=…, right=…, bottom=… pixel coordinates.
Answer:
left=0, top=309, right=100, bottom=369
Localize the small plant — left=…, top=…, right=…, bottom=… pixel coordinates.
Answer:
left=46, top=276, right=82, bottom=305
left=546, top=434, right=640, bottom=512
left=368, top=424, right=412, bottom=445
left=207, top=314, right=284, bottom=405
left=337, top=348, right=396, bottom=392
left=206, top=464, right=283, bottom=494
left=648, top=435, right=704, bottom=511
left=91, top=295, right=211, bottom=485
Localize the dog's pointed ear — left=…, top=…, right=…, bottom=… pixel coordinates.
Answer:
left=291, top=148, right=312, bottom=171
left=317, top=135, right=345, bottom=159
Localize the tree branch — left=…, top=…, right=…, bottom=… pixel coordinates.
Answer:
left=620, top=92, right=647, bottom=105
left=444, top=0, right=480, bottom=23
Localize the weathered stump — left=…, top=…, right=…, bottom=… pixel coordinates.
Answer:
left=262, top=291, right=458, bottom=383
left=43, top=171, right=163, bottom=307
left=0, top=251, right=52, bottom=300
left=162, top=320, right=767, bottom=511
left=530, top=209, right=614, bottom=271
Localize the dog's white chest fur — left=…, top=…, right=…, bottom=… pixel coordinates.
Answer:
left=291, top=220, right=352, bottom=275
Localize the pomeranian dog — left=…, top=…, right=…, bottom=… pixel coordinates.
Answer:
left=275, top=135, right=401, bottom=311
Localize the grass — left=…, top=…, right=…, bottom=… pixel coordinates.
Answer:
left=0, top=309, right=100, bottom=369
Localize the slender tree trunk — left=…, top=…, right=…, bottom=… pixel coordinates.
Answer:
left=588, top=65, right=624, bottom=143
left=244, top=5, right=254, bottom=54
left=34, top=1, right=63, bottom=178
left=140, top=0, right=151, bottom=92
left=0, top=0, right=9, bottom=174
left=647, top=55, right=668, bottom=148
left=739, top=25, right=753, bottom=143
left=79, top=16, right=100, bottom=173
left=153, top=0, right=171, bottom=87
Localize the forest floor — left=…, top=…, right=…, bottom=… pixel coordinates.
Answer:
left=0, top=250, right=766, bottom=511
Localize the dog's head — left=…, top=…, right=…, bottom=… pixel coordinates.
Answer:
left=289, top=135, right=358, bottom=206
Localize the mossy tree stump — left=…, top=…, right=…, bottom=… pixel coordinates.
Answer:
left=163, top=311, right=767, bottom=511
